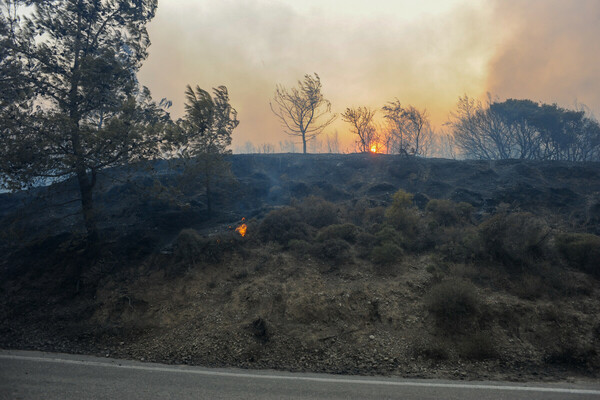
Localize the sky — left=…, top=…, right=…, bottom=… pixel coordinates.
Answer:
left=138, top=0, right=600, bottom=152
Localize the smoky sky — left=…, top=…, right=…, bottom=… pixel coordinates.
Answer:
left=487, top=0, right=600, bottom=119
left=138, top=0, right=599, bottom=150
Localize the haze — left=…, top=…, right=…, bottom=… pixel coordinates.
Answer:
left=138, top=0, right=600, bottom=151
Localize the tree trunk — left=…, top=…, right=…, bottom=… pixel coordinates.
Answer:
left=77, top=169, right=98, bottom=241
left=302, top=132, right=307, bottom=154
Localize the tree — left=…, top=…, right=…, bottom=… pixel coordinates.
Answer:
left=341, top=106, right=378, bottom=153
left=382, top=100, right=432, bottom=156
left=173, top=85, right=238, bottom=214
left=270, top=73, right=336, bottom=154
left=449, top=95, right=600, bottom=161
left=0, top=0, right=164, bottom=240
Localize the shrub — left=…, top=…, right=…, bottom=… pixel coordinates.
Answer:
left=295, top=196, right=339, bottom=228
left=555, top=233, right=600, bottom=277
left=316, top=223, right=359, bottom=243
left=385, top=190, right=421, bottom=237
left=458, top=331, right=498, bottom=360
left=313, top=238, right=352, bottom=264
left=425, top=199, right=473, bottom=226
left=174, top=229, right=234, bottom=264
left=425, top=280, right=481, bottom=334
left=371, top=242, right=403, bottom=265
left=258, top=207, right=309, bottom=245
left=355, top=231, right=377, bottom=258
left=478, top=212, right=549, bottom=268
left=374, top=225, right=404, bottom=246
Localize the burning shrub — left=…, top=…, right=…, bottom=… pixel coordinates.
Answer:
left=295, top=196, right=339, bottom=228
left=478, top=212, right=549, bottom=269
left=425, top=199, right=473, bottom=226
left=258, top=207, right=310, bottom=245
left=555, top=232, right=600, bottom=277
left=425, top=280, right=482, bottom=334
left=316, top=223, right=359, bottom=243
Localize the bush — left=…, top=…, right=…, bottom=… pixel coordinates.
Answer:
left=174, top=229, right=234, bottom=264
left=385, top=190, right=421, bottom=237
left=458, top=331, right=498, bottom=360
left=425, top=199, right=473, bottom=226
left=555, top=233, right=600, bottom=277
left=295, top=196, right=339, bottom=228
left=258, top=207, right=310, bottom=245
left=478, top=212, right=549, bottom=268
left=313, top=238, right=352, bottom=264
left=425, top=280, right=482, bottom=334
left=371, top=242, right=403, bottom=265
left=316, top=223, right=359, bottom=243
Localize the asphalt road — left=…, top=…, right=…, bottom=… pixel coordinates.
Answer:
left=1, top=350, right=599, bottom=399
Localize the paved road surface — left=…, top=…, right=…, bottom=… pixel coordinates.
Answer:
left=1, top=350, right=599, bottom=399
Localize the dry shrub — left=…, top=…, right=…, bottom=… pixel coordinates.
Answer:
left=425, top=280, right=482, bottom=334
left=258, top=207, right=310, bottom=245
left=436, top=226, right=482, bottom=262
left=316, top=223, right=359, bottom=243
left=385, top=190, right=420, bottom=234
left=478, top=212, right=549, bottom=268
left=555, top=233, right=600, bottom=277
left=313, top=238, right=352, bottom=264
left=295, top=196, right=339, bottom=228
left=411, top=335, right=450, bottom=361
left=174, top=228, right=236, bottom=264
left=425, top=199, right=473, bottom=226
left=458, top=331, right=498, bottom=360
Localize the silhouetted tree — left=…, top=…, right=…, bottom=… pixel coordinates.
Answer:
left=342, top=106, right=378, bottom=153
left=449, top=95, right=600, bottom=161
left=270, top=73, right=336, bottom=154
left=382, top=100, right=432, bottom=156
left=172, top=85, right=238, bottom=214
left=0, top=0, right=165, bottom=240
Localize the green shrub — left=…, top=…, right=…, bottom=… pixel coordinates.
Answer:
left=355, top=231, right=377, bottom=258
left=258, top=207, right=310, bottom=245
left=295, top=196, right=339, bottom=228
left=425, top=199, right=473, bottom=226
left=425, top=280, right=481, bottom=334
left=478, top=212, right=549, bottom=268
left=371, top=242, right=403, bottom=265
left=555, top=233, right=600, bottom=277
left=374, top=225, right=404, bottom=246
left=314, top=238, right=352, bottom=264
left=288, top=239, right=313, bottom=257
left=316, top=223, right=359, bottom=243
left=385, top=190, right=421, bottom=237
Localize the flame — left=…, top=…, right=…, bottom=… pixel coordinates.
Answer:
left=370, top=142, right=384, bottom=153
left=235, top=218, right=247, bottom=237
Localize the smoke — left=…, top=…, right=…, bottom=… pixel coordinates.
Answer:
left=486, top=0, right=600, bottom=118
left=138, top=0, right=501, bottom=150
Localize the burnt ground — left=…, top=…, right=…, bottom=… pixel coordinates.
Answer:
left=0, top=153, right=599, bottom=382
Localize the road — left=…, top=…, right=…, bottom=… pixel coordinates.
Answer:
left=1, top=350, right=599, bottom=399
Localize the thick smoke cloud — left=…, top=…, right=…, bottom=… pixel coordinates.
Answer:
left=487, top=0, right=600, bottom=117
left=138, top=0, right=500, bottom=150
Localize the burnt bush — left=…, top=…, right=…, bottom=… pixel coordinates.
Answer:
left=555, top=233, right=600, bottom=277
left=478, top=212, right=549, bottom=268
left=258, top=207, right=310, bottom=245
left=425, top=280, right=482, bottom=334
left=174, top=229, right=238, bottom=264
left=316, top=223, right=359, bottom=243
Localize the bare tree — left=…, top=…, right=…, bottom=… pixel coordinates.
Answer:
left=325, top=131, right=340, bottom=153
left=382, top=100, right=432, bottom=156
left=270, top=73, right=336, bottom=154
left=342, top=107, right=378, bottom=153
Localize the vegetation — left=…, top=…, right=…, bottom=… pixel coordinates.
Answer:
left=270, top=73, right=336, bottom=154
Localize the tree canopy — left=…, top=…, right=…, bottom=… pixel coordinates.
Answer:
left=270, top=73, right=336, bottom=154
left=0, top=0, right=166, bottom=239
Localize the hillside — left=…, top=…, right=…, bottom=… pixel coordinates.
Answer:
left=1, top=154, right=599, bottom=382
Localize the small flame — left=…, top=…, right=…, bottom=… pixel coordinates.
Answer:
left=235, top=218, right=247, bottom=237
left=370, top=143, right=380, bottom=153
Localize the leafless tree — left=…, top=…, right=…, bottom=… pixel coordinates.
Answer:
left=382, top=100, right=432, bottom=156
left=341, top=107, right=378, bottom=153
left=325, top=131, right=340, bottom=153
left=270, top=73, right=336, bottom=154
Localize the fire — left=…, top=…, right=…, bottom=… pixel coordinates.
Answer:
left=235, top=217, right=247, bottom=237
left=370, top=143, right=382, bottom=153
